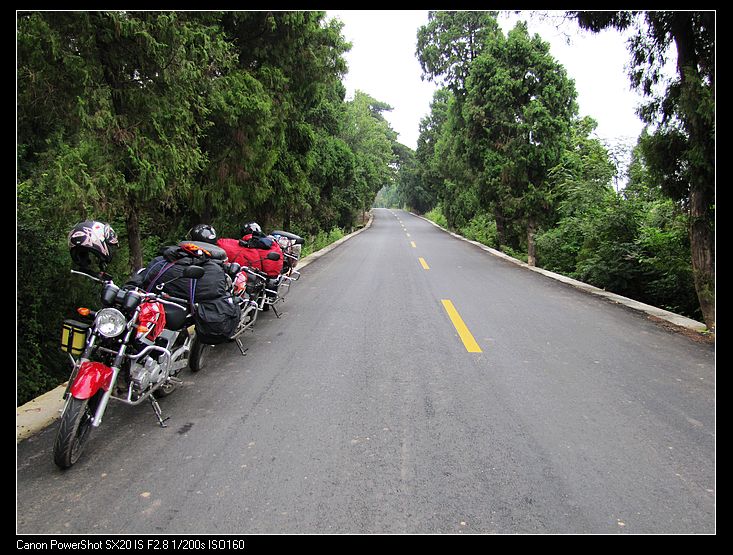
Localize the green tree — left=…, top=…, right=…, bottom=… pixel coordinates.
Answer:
left=19, top=11, right=238, bottom=272
left=569, top=10, right=714, bottom=328
left=463, top=22, right=578, bottom=263
left=416, top=10, right=501, bottom=94
left=432, top=95, right=480, bottom=232
left=535, top=125, right=701, bottom=321
left=215, top=11, right=351, bottom=233
left=309, top=130, right=358, bottom=230
left=534, top=117, right=617, bottom=272
left=15, top=10, right=409, bottom=405
left=404, top=88, right=452, bottom=214
left=341, top=91, right=398, bottom=216
left=415, top=12, right=502, bottom=234
left=17, top=11, right=240, bottom=404
left=625, top=136, right=700, bottom=318
left=391, top=142, right=422, bottom=212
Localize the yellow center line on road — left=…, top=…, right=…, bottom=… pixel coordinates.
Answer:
left=410, top=241, right=416, bottom=248
left=441, top=299, right=482, bottom=353
left=418, top=257, right=430, bottom=270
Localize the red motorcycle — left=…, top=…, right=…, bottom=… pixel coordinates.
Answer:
left=55, top=265, right=205, bottom=468
left=54, top=221, right=210, bottom=468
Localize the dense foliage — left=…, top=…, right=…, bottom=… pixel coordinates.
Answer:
left=16, top=10, right=715, bottom=404
left=570, top=10, right=714, bottom=331
left=387, top=10, right=712, bottom=327
left=17, top=11, right=400, bottom=405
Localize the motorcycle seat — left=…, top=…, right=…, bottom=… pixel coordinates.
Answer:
left=164, top=304, right=189, bottom=331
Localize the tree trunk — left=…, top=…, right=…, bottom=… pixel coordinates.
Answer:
left=494, top=207, right=507, bottom=250
left=689, top=186, right=715, bottom=330
left=672, top=14, right=715, bottom=330
left=126, top=201, right=143, bottom=274
left=527, top=217, right=537, bottom=267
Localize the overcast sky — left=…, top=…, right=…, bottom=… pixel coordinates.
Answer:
left=326, top=10, right=659, bottom=152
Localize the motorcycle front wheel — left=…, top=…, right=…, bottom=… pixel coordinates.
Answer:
left=53, top=393, right=100, bottom=469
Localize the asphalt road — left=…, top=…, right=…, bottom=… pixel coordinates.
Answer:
left=16, top=208, right=715, bottom=534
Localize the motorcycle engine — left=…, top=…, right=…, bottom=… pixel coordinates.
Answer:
left=130, top=353, right=170, bottom=395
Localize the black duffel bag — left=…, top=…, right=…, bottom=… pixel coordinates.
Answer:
left=130, top=243, right=230, bottom=299
left=193, top=296, right=240, bottom=345
left=128, top=243, right=239, bottom=344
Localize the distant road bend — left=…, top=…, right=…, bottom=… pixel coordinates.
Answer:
left=17, top=207, right=715, bottom=534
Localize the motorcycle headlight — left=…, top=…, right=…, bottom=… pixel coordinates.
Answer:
left=95, top=308, right=127, bottom=338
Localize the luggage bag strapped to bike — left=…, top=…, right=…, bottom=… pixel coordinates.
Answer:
left=217, top=235, right=283, bottom=278
left=182, top=241, right=239, bottom=344
left=192, top=296, right=240, bottom=345
left=60, top=319, right=91, bottom=356
left=129, top=242, right=239, bottom=345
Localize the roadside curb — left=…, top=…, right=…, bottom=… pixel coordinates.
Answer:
left=16, top=212, right=375, bottom=444
left=16, top=384, right=68, bottom=443
left=412, top=212, right=709, bottom=335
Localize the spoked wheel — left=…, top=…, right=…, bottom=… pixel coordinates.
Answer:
left=53, top=392, right=101, bottom=469
left=189, top=335, right=211, bottom=373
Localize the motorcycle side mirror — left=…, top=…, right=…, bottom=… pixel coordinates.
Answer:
left=266, top=252, right=281, bottom=261
left=183, top=265, right=206, bottom=279
left=156, top=264, right=205, bottom=290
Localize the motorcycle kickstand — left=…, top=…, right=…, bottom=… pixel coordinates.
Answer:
left=271, top=303, right=281, bottom=318
left=149, top=396, right=170, bottom=428
left=235, top=337, right=248, bottom=357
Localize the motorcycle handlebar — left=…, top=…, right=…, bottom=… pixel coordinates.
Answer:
left=239, top=265, right=268, bottom=281
left=157, top=296, right=190, bottom=312
left=70, top=269, right=112, bottom=283
left=158, top=293, right=192, bottom=310
left=72, top=269, right=192, bottom=311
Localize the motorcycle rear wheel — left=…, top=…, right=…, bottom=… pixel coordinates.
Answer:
left=53, top=393, right=100, bottom=469
left=189, top=335, right=210, bottom=372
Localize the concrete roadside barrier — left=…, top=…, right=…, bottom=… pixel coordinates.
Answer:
left=16, top=384, right=67, bottom=442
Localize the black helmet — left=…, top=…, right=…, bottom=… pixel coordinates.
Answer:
left=68, top=220, right=119, bottom=271
left=188, top=223, right=218, bottom=244
left=241, top=222, right=263, bottom=238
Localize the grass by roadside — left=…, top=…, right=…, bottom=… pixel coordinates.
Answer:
left=300, top=211, right=371, bottom=258
left=300, top=227, right=346, bottom=258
